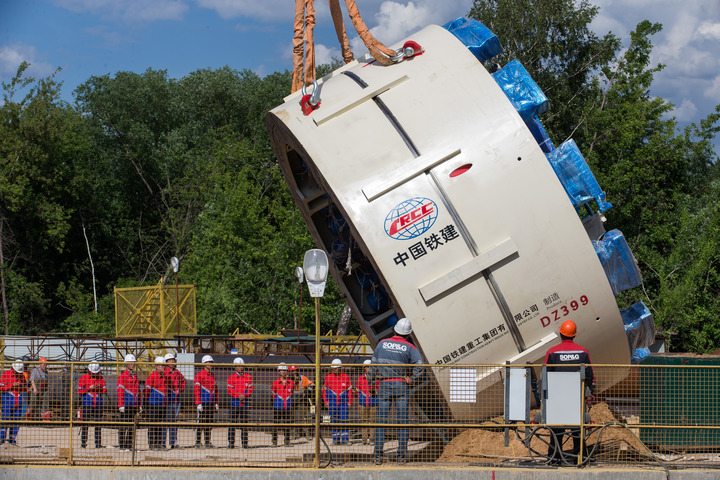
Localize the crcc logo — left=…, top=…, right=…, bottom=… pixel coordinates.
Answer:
left=384, top=197, right=438, bottom=240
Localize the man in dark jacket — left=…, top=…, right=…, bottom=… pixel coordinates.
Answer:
left=544, top=319, right=595, bottom=464
left=368, top=318, right=424, bottom=465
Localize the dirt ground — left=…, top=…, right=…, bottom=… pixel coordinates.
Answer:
left=437, top=402, right=650, bottom=464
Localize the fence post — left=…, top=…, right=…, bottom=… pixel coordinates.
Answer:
left=68, top=362, right=74, bottom=465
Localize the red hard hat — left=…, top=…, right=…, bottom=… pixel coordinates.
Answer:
left=289, top=365, right=298, bottom=371
left=559, top=320, right=577, bottom=338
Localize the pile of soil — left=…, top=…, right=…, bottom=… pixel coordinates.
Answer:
left=436, top=402, right=649, bottom=463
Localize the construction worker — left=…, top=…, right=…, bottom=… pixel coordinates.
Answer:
left=0, top=361, right=27, bottom=445
left=117, top=353, right=140, bottom=452
left=163, top=352, right=185, bottom=449
left=144, top=356, right=167, bottom=450
left=355, top=359, right=378, bottom=445
left=77, top=363, right=107, bottom=449
left=270, top=363, right=294, bottom=447
left=369, top=318, right=424, bottom=464
left=227, top=357, right=253, bottom=449
left=194, top=355, right=218, bottom=448
left=29, top=358, right=49, bottom=419
left=323, top=358, right=353, bottom=444
left=544, top=319, right=596, bottom=465
left=289, top=365, right=313, bottom=439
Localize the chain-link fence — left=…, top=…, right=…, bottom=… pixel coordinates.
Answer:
left=1, top=360, right=718, bottom=469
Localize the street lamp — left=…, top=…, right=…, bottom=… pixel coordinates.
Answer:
left=303, top=248, right=328, bottom=468
left=170, top=257, right=180, bottom=346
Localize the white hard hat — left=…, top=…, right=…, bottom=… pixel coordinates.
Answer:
left=155, top=356, right=165, bottom=364
left=124, top=354, right=136, bottom=363
left=202, top=355, right=214, bottom=363
left=164, top=353, right=176, bottom=361
left=394, top=317, right=412, bottom=335
left=363, top=359, right=372, bottom=365
left=88, top=363, right=101, bottom=373
left=331, top=358, right=342, bottom=368
left=278, top=363, right=288, bottom=371
left=12, top=361, right=23, bottom=373
left=233, top=357, right=245, bottom=365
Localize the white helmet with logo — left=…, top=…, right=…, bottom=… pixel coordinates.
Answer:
left=331, top=358, right=342, bottom=369
left=124, top=354, right=136, bottom=363
left=363, top=359, right=372, bottom=365
left=155, top=356, right=165, bottom=364
left=233, top=357, right=245, bottom=365
left=202, top=355, right=214, bottom=364
left=277, top=363, right=288, bottom=371
left=88, top=363, right=101, bottom=373
left=12, top=361, right=23, bottom=373
left=164, top=352, right=176, bottom=362
left=394, top=317, right=412, bottom=335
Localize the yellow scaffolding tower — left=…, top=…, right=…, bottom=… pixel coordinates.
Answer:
left=114, top=282, right=197, bottom=338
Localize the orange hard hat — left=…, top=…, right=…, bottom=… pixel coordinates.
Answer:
left=39, top=357, right=47, bottom=363
left=559, top=320, right=577, bottom=338
left=289, top=365, right=298, bottom=372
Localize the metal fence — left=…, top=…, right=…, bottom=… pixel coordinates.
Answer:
left=1, top=360, right=719, bottom=470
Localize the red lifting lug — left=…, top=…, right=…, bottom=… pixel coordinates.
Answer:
left=402, top=40, right=424, bottom=58
left=300, top=94, right=320, bottom=116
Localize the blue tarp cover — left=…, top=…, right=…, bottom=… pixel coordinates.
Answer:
left=621, top=301, right=656, bottom=353
left=442, top=17, right=503, bottom=63
left=593, top=229, right=643, bottom=296
left=525, top=116, right=555, bottom=153
left=492, top=59, right=549, bottom=121
left=546, top=139, right=612, bottom=212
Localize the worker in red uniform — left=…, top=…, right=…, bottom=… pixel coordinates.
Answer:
left=144, top=356, right=167, bottom=450
left=117, top=353, right=140, bottom=451
left=355, top=359, right=378, bottom=445
left=323, top=358, right=353, bottom=445
left=227, top=357, right=254, bottom=449
left=544, top=319, right=595, bottom=465
left=194, top=355, right=218, bottom=448
left=0, top=361, right=27, bottom=445
left=163, top=352, right=185, bottom=449
left=77, top=363, right=107, bottom=448
left=270, top=363, right=294, bottom=446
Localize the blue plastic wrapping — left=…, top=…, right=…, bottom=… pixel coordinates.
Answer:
left=631, top=347, right=651, bottom=364
left=592, top=229, right=643, bottom=296
left=525, top=116, right=555, bottom=153
left=621, top=301, right=656, bottom=352
left=492, top=59, right=549, bottom=121
left=546, top=139, right=613, bottom=212
left=442, top=17, right=503, bottom=63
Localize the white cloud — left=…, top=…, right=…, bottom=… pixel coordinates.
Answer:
left=672, top=98, right=699, bottom=122
left=349, top=1, right=471, bottom=56
left=698, top=22, right=720, bottom=40
left=706, top=75, right=720, bottom=101
left=314, top=43, right=342, bottom=67
left=0, top=44, right=55, bottom=79
left=52, top=0, right=188, bottom=23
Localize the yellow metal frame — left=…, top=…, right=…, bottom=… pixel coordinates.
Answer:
left=114, top=283, right=197, bottom=338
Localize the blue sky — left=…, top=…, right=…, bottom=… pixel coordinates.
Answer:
left=1, top=0, right=719, bottom=150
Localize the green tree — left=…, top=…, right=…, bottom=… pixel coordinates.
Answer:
left=469, top=0, right=621, bottom=142
left=0, top=63, right=97, bottom=334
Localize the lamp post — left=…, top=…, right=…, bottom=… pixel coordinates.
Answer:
left=170, top=257, right=180, bottom=348
left=303, top=249, right=328, bottom=468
